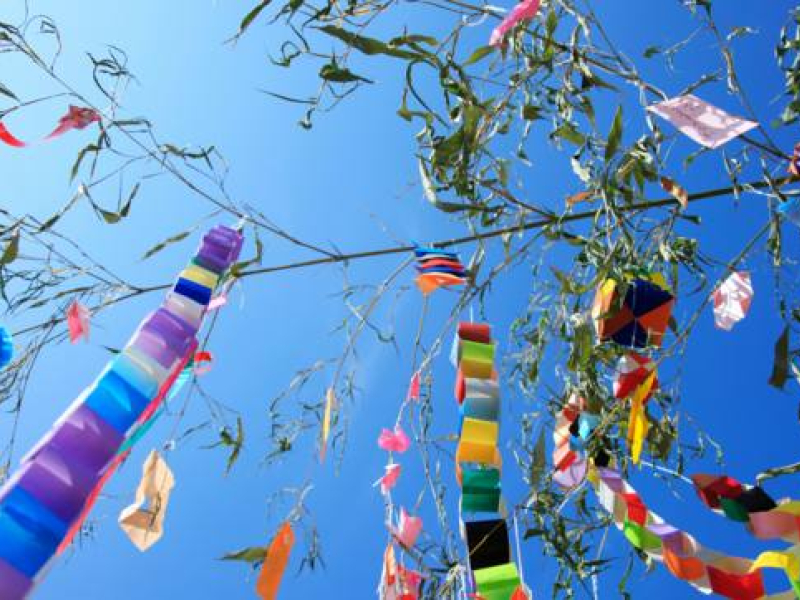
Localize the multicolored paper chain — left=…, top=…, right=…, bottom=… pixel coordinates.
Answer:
left=453, top=322, right=527, bottom=599
left=692, top=475, right=800, bottom=545
left=553, top=397, right=800, bottom=599
left=0, top=225, right=242, bottom=599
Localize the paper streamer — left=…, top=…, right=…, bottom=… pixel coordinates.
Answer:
left=256, top=521, right=295, bottom=600
left=118, top=450, right=175, bottom=551
left=0, top=225, right=242, bottom=598
left=0, top=325, right=13, bottom=369
left=320, top=387, right=336, bottom=462
left=646, top=95, right=758, bottom=149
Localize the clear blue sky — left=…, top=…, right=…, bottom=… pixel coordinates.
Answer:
left=0, top=1, right=799, bottom=598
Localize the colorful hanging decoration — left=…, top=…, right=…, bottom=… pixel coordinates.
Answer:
left=553, top=395, right=800, bottom=598
left=646, top=95, right=758, bottom=149
left=66, top=300, right=91, bottom=343
left=118, top=450, right=175, bottom=551
left=691, top=474, right=800, bottom=544
left=407, top=371, right=421, bottom=402
left=378, top=425, right=411, bottom=454
left=391, top=508, right=423, bottom=550
left=592, top=276, right=674, bottom=348
left=592, top=465, right=800, bottom=599
left=0, top=106, right=101, bottom=148
left=414, top=247, right=467, bottom=295
left=320, top=387, right=336, bottom=462
left=0, top=225, right=242, bottom=598
left=256, top=521, right=295, bottom=600
left=453, top=322, right=527, bottom=599
left=379, top=542, right=422, bottom=600
left=789, top=143, right=800, bottom=177
left=777, top=198, right=800, bottom=228
left=375, top=463, right=402, bottom=495
left=0, top=325, right=13, bottom=369
left=489, top=0, right=541, bottom=46
left=712, top=271, right=754, bottom=331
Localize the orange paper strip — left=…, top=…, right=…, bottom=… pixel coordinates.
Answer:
left=256, top=521, right=295, bottom=600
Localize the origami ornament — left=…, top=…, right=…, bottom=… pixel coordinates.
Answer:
left=0, top=325, right=13, bottom=369
left=592, top=277, right=674, bottom=348
left=0, top=226, right=242, bottom=595
left=378, top=426, right=410, bottom=453
left=376, top=463, right=402, bottom=495
left=118, top=450, right=175, bottom=551
left=67, top=301, right=91, bottom=343
left=256, top=521, right=295, bottom=600
left=712, top=271, right=753, bottom=331
left=392, top=508, right=423, bottom=549
left=47, top=106, right=101, bottom=139
left=646, top=95, right=758, bottom=149
left=320, top=387, right=336, bottom=462
left=489, top=0, right=540, bottom=46
left=414, top=247, right=467, bottom=295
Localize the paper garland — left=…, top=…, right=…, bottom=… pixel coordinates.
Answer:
left=646, top=95, right=758, bottom=149
left=692, top=475, right=800, bottom=545
left=553, top=396, right=800, bottom=598
left=414, top=247, right=467, bottom=295
left=0, top=225, right=242, bottom=598
left=453, top=322, right=526, bottom=599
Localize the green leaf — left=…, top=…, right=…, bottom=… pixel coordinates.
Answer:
left=552, top=123, right=586, bottom=146
left=605, top=105, right=623, bottom=161
left=141, top=227, right=196, bottom=260
left=0, top=228, right=20, bottom=266
left=530, top=428, right=546, bottom=486
left=463, top=45, right=495, bottom=66
left=237, top=0, right=272, bottom=37
left=319, top=62, right=372, bottom=84
left=769, top=326, right=790, bottom=389
left=319, top=25, right=423, bottom=60
left=220, top=545, right=268, bottom=563
left=0, top=81, right=17, bottom=101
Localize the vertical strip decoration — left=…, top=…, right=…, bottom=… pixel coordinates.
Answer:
left=0, top=225, right=243, bottom=599
left=453, top=322, right=526, bottom=599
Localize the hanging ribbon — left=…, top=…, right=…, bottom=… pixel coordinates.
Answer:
left=256, top=521, right=295, bottom=600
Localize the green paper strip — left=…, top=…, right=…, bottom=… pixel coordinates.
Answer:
left=719, top=497, right=750, bottom=523
left=474, top=562, right=521, bottom=600
left=623, top=520, right=662, bottom=551
left=462, top=490, right=501, bottom=513
left=459, top=339, right=495, bottom=367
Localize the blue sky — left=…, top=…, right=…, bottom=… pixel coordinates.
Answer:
left=0, top=0, right=799, bottom=598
